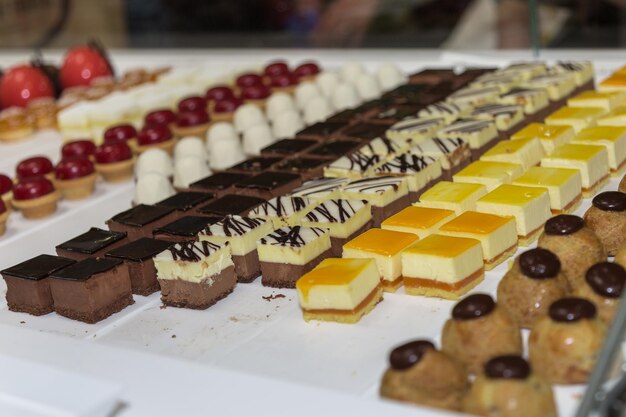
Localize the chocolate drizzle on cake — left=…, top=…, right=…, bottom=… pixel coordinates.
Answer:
left=412, top=137, right=465, bottom=155
left=259, top=226, right=327, bottom=247
left=343, top=176, right=403, bottom=195
left=360, top=137, right=402, bottom=156
left=251, top=196, right=310, bottom=217
left=419, top=101, right=465, bottom=116
left=471, top=103, right=522, bottom=118
left=167, top=241, right=223, bottom=262
left=388, top=117, right=445, bottom=134
left=304, top=199, right=366, bottom=223
left=290, top=177, right=348, bottom=198
left=328, top=152, right=382, bottom=173
left=439, top=118, right=493, bottom=134
left=376, top=153, right=438, bottom=174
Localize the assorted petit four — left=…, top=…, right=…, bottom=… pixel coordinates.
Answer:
left=374, top=152, right=443, bottom=202
left=152, top=216, right=222, bottom=243
left=544, top=106, right=605, bottom=133
left=409, top=137, right=471, bottom=180
left=56, top=227, right=128, bottom=261
left=197, top=194, right=265, bottom=217
left=571, top=126, right=626, bottom=175
left=107, top=204, right=177, bottom=240
left=381, top=206, right=455, bottom=239
left=249, top=196, right=313, bottom=227
left=584, top=191, right=626, bottom=256
left=512, top=166, right=582, bottom=214
left=12, top=177, right=60, bottom=219
left=480, top=137, right=545, bottom=171
left=417, top=181, right=487, bottom=215
left=234, top=172, right=302, bottom=200
left=341, top=176, right=410, bottom=227
left=437, top=118, right=499, bottom=159
left=453, top=160, right=523, bottom=192
left=510, top=123, right=574, bottom=154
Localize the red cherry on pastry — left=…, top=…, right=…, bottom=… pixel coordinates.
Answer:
left=104, top=124, right=137, bottom=144
left=271, top=73, right=298, bottom=88
left=0, top=199, right=6, bottom=214
left=206, top=85, right=234, bottom=102
left=13, top=177, right=55, bottom=200
left=176, top=111, right=210, bottom=128
left=138, top=125, right=173, bottom=145
left=213, top=97, right=242, bottom=114
left=59, top=46, right=113, bottom=89
left=94, top=142, right=132, bottom=164
left=236, top=73, right=263, bottom=89
left=241, top=84, right=271, bottom=100
left=145, top=109, right=176, bottom=128
left=61, top=140, right=96, bottom=159
left=0, top=174, right=13, bottom=195
left=178, top=96, right=207, bottom=113
left=16, top=156, right=54, bottom=180
left=0, top=65, right=55, bottom=109
left=55, top=158, right=94, bottom=180
left=264, top=61, right=290, bottom=78
left=294, top=62, right=320, bottom=78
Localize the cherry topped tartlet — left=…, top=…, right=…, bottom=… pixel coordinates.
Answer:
left=264, top=61, right=290, bottom=78
left=61, top=140, right=96, bottom=161
left=178, top=96, right=208, bottom=113
left=53, top=157, right=97, bottom=200
left=206, top=85, right=235, bottom=103
left=16, top=156, right=54, bottom=180
left=294, top=62, right=321, bottom=80
left=136, top=124, right=176, bottom=154
left=94, top=142, right=134, bottom=182
left=0, top=173, right=13, bottom=208
left=270, top=73, right=299, bottom=93
left=211, top=97, right=242, bottom=122
left=172, top=111, right=210, bottom=139
left=236, top=73, right=264, bottom=89
left=241, top=84, right=271, bottom=108
left=12, top=177, right=60, bottom=219
left=144, top=109, right=176, bottom=129
left=104, top=124, right=138, bottom=150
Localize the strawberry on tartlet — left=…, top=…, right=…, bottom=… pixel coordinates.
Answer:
left=53, top=157, right=97, bottom=200
left=16, top=156, right=54, bottom=181
left=94, top=142, right=134, bottom=182
left=206, top=85, right=235, bottom=104
left=12, top=177, right=60, bottom=219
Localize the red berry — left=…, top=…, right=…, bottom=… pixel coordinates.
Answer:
left=59, top=46, right=113, bottom=89
left=138, top=125, right=173, bottom=145
left=61, top=140, right=96, bottom=159
left=0, top=65, right=54, bottom=109
left=294, top=62, right=320, bottom=78
left=94, top=143, right=132, bottom=164
left=13, top=177, right=55, bottom=200
left=241, top=84, right=271, bottom=100
left=271, top=73, right=298, bottom=88
left=176, top=111, right=210, bottom=128
left=104, top=124, right=137, bottom=144
left=206, top=85, right=234, bottom=102
left=16, top=156, right=54, bottom=180
left=178, top=96, right=207, bottom=113
left=213, top=97, right=242, bottom=113
left=0, top=174, right=12, bottom=195
left=55, top=158, right=94, bottom=180
left=236, top=73, right=263, bottom=89
left=264, top=61, right=290, bottom=78
left=144, top=109, right=176, bottom=127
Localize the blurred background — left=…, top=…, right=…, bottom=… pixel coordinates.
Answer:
left=1, top=0, right=626, bottom=50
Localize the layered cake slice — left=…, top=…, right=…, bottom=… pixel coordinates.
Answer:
left=438, top=211, right=518, bottom=270
left=359, top=137, right=409, bottom=157
left=545, top=106, right=606, bottom=133
left=446, top=86, right=501, bottom=107
left=340, top=176, right=411, bottom=227
left=512, top=167, right=582, bottom=214
left=510, top=123, right=575, bottom=154
left=540, top=143, right=610, bottom=197
left=567, top=90, right=623, bottom=111
left=199, top=215, right=274, bottom=283
left=552, top=61, right=594, bottom=91
left=48, top=257, right=133, bottom=324
left=249, top=196, right=313, bottom=227
left=289, top=177, right=349, bottom=202
left=386, top=117, right=446, bottom=143
left=381, top=206, right=455, bottom=239
left=301, top=199, right=372, bottom=256
left=453, top=161, right=523, bottom=192
left=410, top=137, right=471, bottom=180
left=498, top=88, right=550, bottom=120
left=258, top=226, right=332, bottom=288
left=56, top=228, right=128, bottom=261
left=154, top=241, right=236, bottom=309
left=153, top=216, right=223, bottom=243
left=417, top=181, right=487, bottom=215
left=197, top=194, right=266, bottom=217
left=437, top=118, right=499, bottom=160
left=418, top=101, right=470, bottom=123
left=234, top=172, right=302, bottom=200
left=476, top=184, right=551, bottom=246
left=107, top=204, right=177, bottom=240
left=401, top=234, right=484, bottom=299
left=374, top=152, right=443, bottom=203
left=469, top=103, right=525, bottom=135
left=323, top=152, right=383, bottom=179
left=342, top=228, right=419, bottom=292
left=597, top=105, right=626, bottom=127
left=155, top=192, right=215, bottom=219
left=571, top=126, right=626, bottom=175
left=479, top=137, right=545, bottom=170
left=296, top=258, right=382, bottom=324
left=525, top=73, right=576, bottom=102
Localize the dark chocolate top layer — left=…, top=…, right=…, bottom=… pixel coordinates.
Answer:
left=549, top=297, right=596, bottom=322
left=452, top=294, right=495, bottom=320
left=106, top=237, right=172, bottom=262
left=56, top=228, right=127, bottom=254
left=153, top=216, right=222, bottom=237
left=197, top=194, right=266, bottom=216
left=389, top=340, right=435, bottom=370
left=296, top=121, right=345, bottom=138
left=109, top=204, right=174, bottom=227
left=544, top=214, right=584, bottom=236
left=50, top=257, right=124, bottom=281
left=155, top=192, right=214, bottom=211
left=325, top=109, right=359, bottom=124
left=484, top=356, right=531, bottom=380
left=306, top=140, right=361, bottom=157
left=261, top=139, right=317, bottom=155
left=519, top=248, right=561, bottom=279
left=229, top=157, right=282, bottom=172
left=189, top=172, right=252, bottom=191
left=1, top=254, right=75, bottom=281
left=592, top=191, right=626, bottom=212
left=339, top=123, right=388, bottom=141
left=273, top=158, right=327, bottom=173
left=368, top=105, right=421, bottom=123
left=235, top=172, right=300, bottom=191
left=585, top=262, right=626, bottom=298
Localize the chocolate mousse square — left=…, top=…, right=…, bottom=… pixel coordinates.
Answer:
left=296, top=121, right=346, bottom=141
left=153, top=216, right=223, bottom=243
left=337, top=123, right=390, bottom=142
left=325, top=109, right=360, bottom=125
left=227, top=156, right=282, bottom=174
left=234, top=172, right=302, bottom=200
left=197, top=194, right=266, bottom=217
left=56, top=228, right=128, bottom=261
left=271, top=157, right=328, bottom=180
left=107, top=204, right=177, bottom=241
left=261, top=138, right=317, bottom=157
left=155, top=192, right=215, bottom=219
left=304, top=140, right=361, bottom=160
left=106, top=238, right=172, bottom=295
left=49, top=257, right=133, bottom=324
left=188, top=172, right=252, bottom=197
left=1, top=254, right=75, bottom=316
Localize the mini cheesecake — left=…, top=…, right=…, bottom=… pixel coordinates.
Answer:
left=410, top=137, right=471, bottom=180
left=188, top=172, right=252, bottom=197
left=446, top=86, right=501, bottom=107
left=453, top=161, right=523, bottom=192
left=438, top=211, right=518, bottom=270
left=568, top=90, right=624, bottom=111
left=540, top=143, right=610, bottom=197
left=599, top=75, right=626, bottom=93
left=513, top=167, right=582, bottom=215
left=597, top=105, right=626, bottom=127
left=552, top=61, right=594, bottom=90
left=525, top=73, right=576, bottom=102
left=258, top=226, right=332, bottom=288
left=154, top=240, right=236, bottom=309
left=49, top=257, right=133, bottom=324
left=301, top=199, right=372, bottom=257
left=234, top=172, right=302, bottom=200
left=1, top=254, right=75, bottom=315
left=417, top=181, right=487, bottom=215
left=289, top=177, right=349, bottom=202
left=324, top=152, right=383, bottom=179
left=107, top=204, right=177, bottom=241
left=374, top=152, right=443, bottom=203
left=343, top=228, right=419, bottom=292
left=469, top=103, right=525, bottom=134
left=510, top=123, right=575, bottom=154
left=340, top=176, right=411, bottom=227
left=545, top=106, right=606, bottom=133
left=155, top=191, right=215, bottom=219
left=498, top=87, right=550, bottom=119
left=152, top=216, right=222, bottom=243
left=197, top=194, right=265, bottom=217
left=480, top=137, right=545, bottom=171
left=56, top=228, right=128, bottom=261
left=437, top=118, right=499, bottom=160
left=386, top=117, right=446, bottom=143
left=249, top=196, right=313, bottom=227
left=381, top=206, right=455, bottom=239
left=476, top=184, right=551, bottom=246
left=571, top=126, right=626, bottom=175
left=296, top=258, right=382, bottom=324
left=401, top=234, right=484, bottom=299
left=359, top=137, right=410, bottom=157
left=418, top=101, right=470, bottom=123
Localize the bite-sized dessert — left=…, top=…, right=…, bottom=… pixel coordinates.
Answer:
left=294, top=61, right=320, bottom=81
left=529, top=297, right=606, bottom=384
left=340, top=176, right=411, bottom=227
left=568, top=90, right=623, bottom=111
left=144, top=109, right=176, bottom=129
left=584, top=191, right=626, bottom=256
left=134, top=148, right=173, bottom=179
left=323, top=152, right=382, bottom=179
left=510, top=123, right=574, bottom=155
left=296, top=258, right=382, bottom=323
left=236, top=72, right=263, bottom=89
left=374, top=152, right=443, bottom=203
left=206, top=85, right=235, bottom=104
left=272, top=110, right=304, bottom=139
left=480, top=138, right=545, bottom=171
left=574, top=262, right=625, bottom=324
left=269, top=73, right=298, bottom=94
left=439, top=211, right=517, bottom=270
left=0, top=107, right=34, bottom=142
left=296, top=121, right=346, bottom=141
left=260, top=138, right=317, bottom=158
left=106, top=237, right=172, bottom=295
left=28, top=97, right=58, bottom=129
left=0, top=174, right=13, bottom=208
left=598, top=105, right=626, bottom=127
left=154, top=240, right=236, bottom=309
left=410, top=137, right=471, bottom=180
left=545, top=106, right=605, bottom=133
left=174, top=136, right=208, bottom=162
left=107, top=204, right=177, bottom=241
left=172, top=156, right=210, bottom=189
left=453, top=161, right=523, bottom=192
left=155, top=191, right=214, bottom=219
left=258, top=226, right=331, bottom=288
left=513, top=166, right=582, bottom=214
left=497, top=248, right=568, bottom=328
left=552, top=61, right=594, bottom=92
left=331, top=83, right=360, bottom=111
left=136, top=125, right=176, bottom=154
left=272, top=157, right=328, bottom=180
left=249, top=196, right=313, bottom=228
left=303, top=97, right=333, bottom=125
left=241, top=84, right=272, bottom=108
left=525, top=73, right=576, bottom=103
left=359, top=137, right=409, bottom=157
left=234, top=172, right=302, bottom=200
left=379, top=340, right=467, bottom=411
left=211, top=97, right=243, bottom=123
left=228, top=156, right=282, bottom=174
left=53, top=157, right=97, bottom=200
left=476, top=184, right=551, bottom=246
left=304, top=140, right=361, bottom=160
left=442, top=294, right=523, bottom=373
left=538, top=214, right=606, bottom=290
left=343, top=228, right=419, bottom=292
left=382, top=206, right=455, bottom=239
left=103, top=124, right=138, bottom=150
left=386, top=117, right=446, bottom=144
left=197, top=194, right=265, bottom=217
left=56, top=227, right=128, bottom=261
left=1, top=254, right=75, bottom=315
left=446, top=86, right=501, bottom=107
left=498, top=87, right=550, bottom=120
left=336, top=122, right=389, bottom=143
left=188, top=172, right=252, bottom=198
left=417, top=181, right=487, bottom=215
left=402, top=234, right=484, bottom=299
left=49, top=257, right=133, bottom=324
left=289, top=177, right=349, bottom=202
left=599, top=75, right=626, bottom=93
left=470, top=103, right=525, bottom=135
left=177, top=95, right=207, bottom=113
left=94, top=142, right=134, bottom=182
left=61, top=140, right=96, bottom=160
left=572, top=126, right=626, bottom=175
left=437, top=118, right=499, bottom=159
left=12, top=177, right=60, bottom=219
left=463, top=355, right=557, bottom=417
left=153, top=215, right=221, bottom=243
left=418, top=101, right=469, bottom=123
left=133, top=173, right=176, bottom=206
left=365, top=104, right=423, bottom=126
left=16, top=156, right=54, bottom=181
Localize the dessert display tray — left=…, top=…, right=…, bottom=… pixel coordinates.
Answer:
left=2, top=50, right=626, bottom=417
